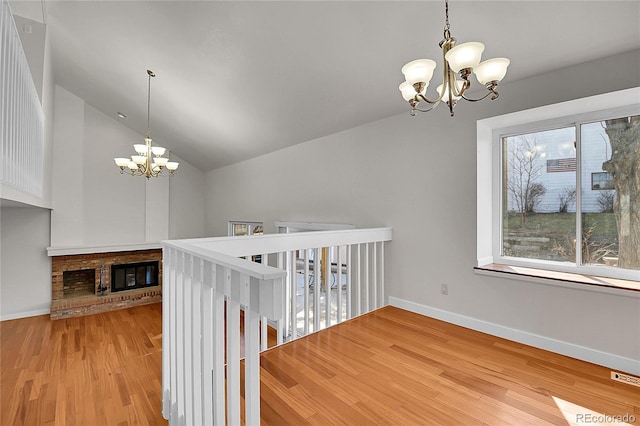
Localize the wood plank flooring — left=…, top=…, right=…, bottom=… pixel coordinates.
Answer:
left=0, top=304, right=166, bottom=426
left=2, top=304, right=638, bottom=425
left=260, top=306, right=640, bottom=425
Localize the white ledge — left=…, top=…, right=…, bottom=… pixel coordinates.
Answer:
left=47, top=242, right=162, bottom=257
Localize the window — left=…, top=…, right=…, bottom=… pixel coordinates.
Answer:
left=228, top=221, right=263, bottom=236
left=591, top=172, right=614, bottom=190
left=229, top=221, right=264, bottom=263
left=477, top=88, right=640, bottom=282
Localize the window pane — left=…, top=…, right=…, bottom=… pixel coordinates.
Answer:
left=580, top=116, right=639, bottom=270
left=502, top=127, right=577, bottom=262
left=252, top=224, right=263, bottom=235
left=233, top=223, right=248, bottom=236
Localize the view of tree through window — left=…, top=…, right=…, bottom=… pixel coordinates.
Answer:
left=502, top=115, right=639, bottom=272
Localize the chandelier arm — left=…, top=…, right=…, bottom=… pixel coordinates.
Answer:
left=460, top=84, right=500, bottom=102
left=416, top=92, right=445, bottom=105
left=413, top=101, right=441, bottom=113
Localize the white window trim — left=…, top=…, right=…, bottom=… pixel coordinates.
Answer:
left=477, top=87, right=640, bottom=283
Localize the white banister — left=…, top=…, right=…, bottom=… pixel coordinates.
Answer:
left=162, top=227, right=391, bottom=425
left=0, top=0, right=45, bottom=199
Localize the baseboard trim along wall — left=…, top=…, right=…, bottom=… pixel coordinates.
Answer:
left=1, top=308, right=50, bottom=322
left=388, top=296, right=640, bottom=376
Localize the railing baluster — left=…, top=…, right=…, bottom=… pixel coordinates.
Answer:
left=379, top=242, right=384, bottom=308
left=303, top=250, right=310, bottom=335
left=276, top=252, right=287, bottom=342
left=212, top=266, right=225, bottom=426
left=355, top=244, right=361, bottom=317
left=191, top=258, right=203, bottom=426
left=346, top=245, right=352, bottom=319
left=201, top=261, right=214, bottom=426
left=260, top=254, right=268, bottom=351
left=244, top=277, right=261, bottom=425
left=183, top=255, right=194, bottom=426
left=289, top=250, right=297, bottom=339
left=325, top=246, right=331, bottom=327
left=226, top=269, right=241, bottom=425
left=336, top=246, right=342, bottom=323
left=372, top=242, right=377, bottom=309
left=313, top=247, right=320, bottom=332
left=364, top=243, right=370, bottom=313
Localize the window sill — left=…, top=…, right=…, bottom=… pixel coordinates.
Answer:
left=474, top=263, right=640, bottom=295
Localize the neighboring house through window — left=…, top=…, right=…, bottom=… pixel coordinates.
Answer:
left=477, top=88, right=640, bottom=282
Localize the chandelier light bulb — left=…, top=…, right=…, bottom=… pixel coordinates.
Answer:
left=444, top=42, right=484, bottom=73
left=133, top=144, right=147, bottom=155
left=401, top=59, right=437, bottom=87
left=151, top=146, right=166, bottom=157
left=155, top=157, right=169, bottom=167
left=475, top=58, right=510, bottom=85
left=399, top=81, right=422, bottom=101
left=166, top=162, right=179, bottom=171
left=114, top=157, right=130, bottom=167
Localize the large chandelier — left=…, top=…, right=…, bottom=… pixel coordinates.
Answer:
left=399, top=0, right=509, bottom=117
left=114, top=70, right=179, bottom=178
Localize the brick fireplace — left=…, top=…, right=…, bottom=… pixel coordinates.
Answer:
left=49, top=246, right=163, bottom=319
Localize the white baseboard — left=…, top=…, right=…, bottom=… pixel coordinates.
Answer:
left=1, top=308, right=50, bottom=322
left=388, top=296, right=640, bottom=376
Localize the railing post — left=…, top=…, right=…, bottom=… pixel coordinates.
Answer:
left=162, top=248, right=172, bottom=419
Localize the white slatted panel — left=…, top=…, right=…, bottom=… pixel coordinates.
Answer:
left=0, top=0, right=44, bottom=198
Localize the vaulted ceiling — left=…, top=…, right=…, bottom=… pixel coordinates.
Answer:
left=8, top=1, right=640, bottom=171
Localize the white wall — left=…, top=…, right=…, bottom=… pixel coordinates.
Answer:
left=0, top=206, right=51, bottom=319
left=169, top=152, right=206, bottom=239
left=50, top=86, right=206, bottom=248
left=205, top=50, right=640, bottom=368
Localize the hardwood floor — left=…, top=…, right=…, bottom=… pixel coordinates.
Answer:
left=260, top=306, right=640, bottom=425
left=2, top=304, right=638, bottom=425
left=0, top=304, right=166, bottom=426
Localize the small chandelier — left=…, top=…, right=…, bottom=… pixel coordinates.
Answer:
left=399, top=0, right=510, bottom=117
left=114, top=70, right=179, bottom=178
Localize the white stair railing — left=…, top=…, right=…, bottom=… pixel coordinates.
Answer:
left=0, top=0, right=45, bottom=198
left=162, top=243, right=285, bottom=426
left=162, top=227, right=392, bottom=425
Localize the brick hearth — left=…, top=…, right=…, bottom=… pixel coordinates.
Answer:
left=50, top=249, right=162, bottom=319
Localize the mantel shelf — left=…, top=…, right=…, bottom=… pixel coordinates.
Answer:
left=47, top=242, right=162, bottom=257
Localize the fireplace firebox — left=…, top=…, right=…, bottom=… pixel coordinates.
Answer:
left=63, top=269, right=96, bottom=298
left=111, top=261, right=159, bottom=292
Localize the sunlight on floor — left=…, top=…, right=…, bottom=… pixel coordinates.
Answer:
left=552, top=396, right=635, bottom=425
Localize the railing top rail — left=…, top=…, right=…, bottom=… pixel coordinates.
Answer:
left=169, top=227, right=392, bottom=258
left=162, top=240, right=286, bottom=281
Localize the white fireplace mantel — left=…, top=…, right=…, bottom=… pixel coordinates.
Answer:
left=47, top=242, right=162, bottom=257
